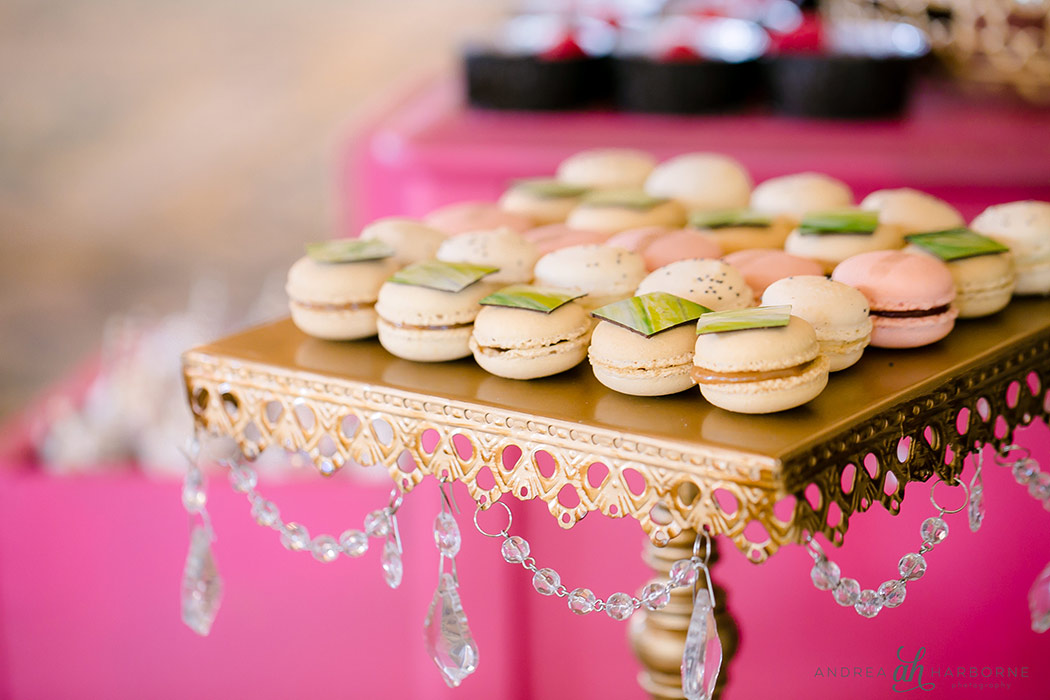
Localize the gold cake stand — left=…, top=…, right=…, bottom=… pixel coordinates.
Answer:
left=183, top=297, right=1050, bottom=699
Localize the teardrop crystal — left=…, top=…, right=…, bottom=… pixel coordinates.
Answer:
left=968, top=484, right=985, bottom=532
left=180, top=525, right=222, bottom=636
left=382, top=538, right=403, bottom=589
left=433, top=512, right=461, bottom=558
left=1029, top=561, right=1050, bottom=634
left=682, top=588, right=721, bottom=700
left=424, top=573, right=479, bottom=687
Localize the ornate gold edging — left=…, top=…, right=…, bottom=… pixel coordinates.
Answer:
left=182, top=351, right=791, bottom=561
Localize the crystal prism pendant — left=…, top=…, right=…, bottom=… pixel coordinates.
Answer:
left=181, top=525, right=222, bottom=636
left=968, top=483, right=986, bottom=532
left=382, top=537, right=403, bottom=589
left=424, top=572, right=479, bottom=687
left=682, top=588, right=722, bottom=700
left=1029, top=561, right=1050, bottom=634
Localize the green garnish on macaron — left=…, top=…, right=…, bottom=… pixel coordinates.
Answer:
left=510, top=178, right=590, bottom=199
left=798, top=210, right=879, bottom=236
left=387, top=260, right=498, bottom=293
left=480, top=284, right=586, bottom=313
left=904, top=228, right=1010, bottom=261
left=580, top=190, right=669, bottom=211
left=690, top=209, right=774, bottom=230
left=695, top=305, right=792, bottom=335
left=592, top=292, right=711, bottom=337
left=306, top=239, right=395, bottom=263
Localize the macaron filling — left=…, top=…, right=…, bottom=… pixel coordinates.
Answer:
left=291, top=300, right=375, bottom=312
left=691, top=357, right=821, bottom=384
left=870, top=305, right=951, bottom=318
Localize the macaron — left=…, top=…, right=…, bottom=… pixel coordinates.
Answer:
left=689, top=209, right=796, bottom=253
left=556, top=148, right=657, bottom=190
left=606, top=227, right=722, bottom=271
left=286, top=242, right=399, bottom=341
left=499, top=178, right=589, bottom=225
left=636, top=259, right=753, bottom=311
left=566, top=190, right=687, bottom=234
left=359, top=217, right=447, bottom=265
left=903, top=229, right=1016, bottom=318
left=375, top=261, right=500, bottom=362
left=643, top=153, right=752, bottom=212
left=692, top=311, right=830, bottom=414
left=533, top=245, right=647, bottom=311
left=761, top=276, right=872, bottom=371
left=784, top=209, right=905, bottom=274
left=722, top=249, right=825, bottom=301
left=522, top=223, right=611, bottom=254
left=971, top=200, right=1050, bottom=295
left=832, top=250, right=958, bottom=349
left=751, top=173, right=854, bottom=221
left=860, top=188, right=965, bottom=236
left=437, top=228, right=540, bottom=284
left=470, top=296, right=592, bottom=380
left=425, top=201, right=534, bottom=235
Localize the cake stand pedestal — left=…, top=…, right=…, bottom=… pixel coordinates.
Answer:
left=182, top=297, right=1050, bottom=698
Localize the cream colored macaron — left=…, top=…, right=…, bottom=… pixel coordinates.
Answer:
left=689, top=213, right=795, bottom=254
left=971, top=200, right=1050, bottom=295
left=499, top=178, right=588, bottom=225
left=902, top=230, right=1016, bottom=318
left=588, top=322, right=697, bottom=396
left=860, top=188, right=964, bottom=237
left=359, top=218, right=447, bottom=265
left=644, top=153, right=752, bottom=212
left=470, top=302, right=592, bottom=379
left=636, top=259, right=753, bottom=311
left=751, top=173, right=853, bottom=221
left=784, top=210, right=905, bottom=274
left=286, top=254, right=398, bottom=341
left=533, top=245, right=647, bottom=311
left=761, top=276, right=872, bottom=371
left=437, top=228, right=540, bottom=284
left=556, top=148, right=657, bottom=190
left=566, top=190, right=687, bottom=234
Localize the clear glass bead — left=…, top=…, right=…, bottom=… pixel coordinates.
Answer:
left=311, top=535, right=341, bottom=563
left=854, top=589, right=884, bottom=618
left=280, top=522, right=310, bottom=551
left=568, top=588, right=597, bottom=615
left=833, top=578, right=861, bottom=606
left=642, top=582, right=671, bottom=611
left=670, top=559, right=698, bottom=588
left=810, top=558, right=841, bottom=591
left=879, top=579, right=907, bottom=608
left=920, top=517, right=949, bottom=545
left=1012, top=458, right=1038, bottom=484
left=532, top=568, right=561, bottom=596
left=968, top=484, right=986, bottom=533
left=605, top=592, right=635, bottom=621
left=382, top=539, right=403, bottom=589
left=250, top=497, right=280, bottom=528
left=1030, top=561, right=1050, bottom=634
left=501, top=536, right=530, bottom=564
left=364, top=509, right=390, bottom=538
left=899, top=552, right=927, bottom=581
left=433, top=512, right=461, bottom=558
left=1028, top=473, right=1050, bottom=501
left=228, top=465, right=258, bottom=493
left=181, top=470, right=207, bottom=514
left=339, top=529, right=368, bottom=557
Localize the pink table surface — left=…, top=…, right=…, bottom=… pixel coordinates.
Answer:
left=344, top=78, right=1050, bottom=231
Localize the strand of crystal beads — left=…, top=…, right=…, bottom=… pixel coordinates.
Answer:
left=486, top=529, right=701, bottom=620
left=806, top=482, right=960, bottom=619
left=223, top=458, right=405, bottom=588
left=996, top=444, right=1050, bottom=511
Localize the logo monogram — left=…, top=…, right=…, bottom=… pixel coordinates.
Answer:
left=892, top=646, right=936, bottom=692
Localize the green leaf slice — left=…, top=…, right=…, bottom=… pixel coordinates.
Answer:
left=510, top=178, right=590, bottom=199
left=592, top=292, right=712, bottom=337
left=306, top=239, right=395, bottom=263
left=689, top=209, right=774, bottom=230
left=387, top=260, right=498, bottom=292
left=905, top=228, right=1010, bottom=261
left=580, top=189, right=668, bottom=211
left=695, top=305, right=792, bottom=335
left=798, top=209, right=879, bottom=236
left=480, top=284, right=586, bottom=313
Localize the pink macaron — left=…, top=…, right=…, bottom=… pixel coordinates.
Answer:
left=522, top=223, right=611, bottom=254
left=606, top=227, right=722, bottom=271
left=831, top=250, right=958, bottom=349
left=722, top=249, right=825, bottom=301
left=425, top=202, right=534, bottom=235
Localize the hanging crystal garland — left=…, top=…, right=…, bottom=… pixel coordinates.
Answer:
left=682, top=532, right=722, bottom=700
left=179, top=439, right=223, bottom=636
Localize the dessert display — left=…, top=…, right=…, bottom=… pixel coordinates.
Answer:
left=374, top=261, right=499, bottom=362
left=971, top=200, right=1050, bottom=296
left=533, top=244, right=646, bottom=311
left=688, top=209, right=795, bottom=253
left=761, top=276, right=872, bottom=372
left=555, top=148, right=656, bottom=191
left=470, top=285, right=591, bottom=380
left=859, top=188, right=965, bottom=237
left=784, top=209, right=904, bottom=273
left=606, top=227, right=722, bottom=271
left=358, top=218, right=447, bottom=266
left=286, top=240, right=399, bottom=340
left=643, top=152, right=752, bottom=212
left=721, top=249, right=824, bottom=301
left=903, top=229, right=1016, bottom=318
left=566, top=190, right=687, bottom=233
left=636, top=258, right=753, bottom=311
left=751, top=172, right=854, bottom=221
left=424, top=201, right=534, bottom=235
left=436, top=228, right=540, bottom=284
left=692, top=307, right=830, bottom=414
left=588, top=292, right=710, bottom=396
left=498, top=179, right=589, bottom=225
left=832, top=250, right=958, bottom=349
left=522, top=223, right=611, bottom=254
